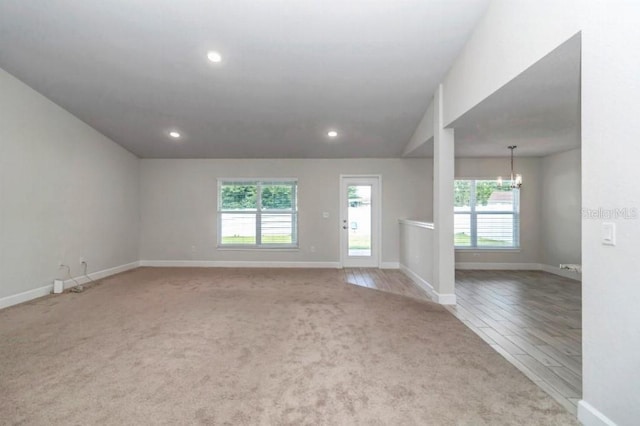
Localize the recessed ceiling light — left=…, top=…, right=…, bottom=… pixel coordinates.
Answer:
left=207, top=51, right=222, bottom=63
left=168, top=131, right=181, bottom=139
left=327, top=130, right=338, bottom=138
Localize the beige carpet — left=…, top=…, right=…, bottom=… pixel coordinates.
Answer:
left=0, top=268, right=577, bottom=425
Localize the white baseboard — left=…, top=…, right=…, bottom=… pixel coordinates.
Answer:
left=436, top=293, right=457, bottom=305
left=140, top=260, right=398, bottom=270
left=578, top=400, right=617, bottom=426
left=0, top=284, right=54, bottom=310
left=456, top=262, right=581, bottom=282
left=62, top=261, right=140, bottom=290
left=0, top=261, right=140, bottom=310
left=139, top=260, right=341, bottom=269
left=399, top=264, right=456, bottom=305
left=455, top=262, right=540, bottom=270
left=539, top=264, right=582, bottom=281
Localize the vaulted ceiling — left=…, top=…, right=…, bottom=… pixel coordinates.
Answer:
left=0, top=0, right=489, bottom=158
left=451, top=33, right=581, bottom=157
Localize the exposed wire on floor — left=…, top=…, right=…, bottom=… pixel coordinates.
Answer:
left=81, top=261, right=94, bottom=283
left=60, top=264, right=84, bottom=293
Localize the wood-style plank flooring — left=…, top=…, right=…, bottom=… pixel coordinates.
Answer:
left=343, top=268, right=582, bottom=415
left=343, top=268, right=430, bottom=301
left=448, top=270, right=582, bottom=414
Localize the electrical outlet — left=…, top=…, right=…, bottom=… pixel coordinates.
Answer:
left=310, top=245, right=316, bottom=253
left=79, top=257, right=86, bottom=264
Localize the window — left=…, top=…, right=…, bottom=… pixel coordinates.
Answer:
left=454, top=179, right=520, bottom=249
left=218, top=179, right=298, bottom=248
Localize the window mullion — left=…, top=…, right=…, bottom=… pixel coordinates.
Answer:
left=513, top=189, right=520, bottom=248
left=470, top=180, right=478, bottom=248
left=256, top=182, right=262, bottom=246
left=291, top=184, right=297, bottom=245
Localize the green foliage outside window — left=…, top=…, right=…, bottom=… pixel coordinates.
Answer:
left=221, top=185, right=257, bottom=210
left=454, top=181, right=471, bottom=207
left=476, top=181, right=510, bottom=205
left=261, top=185, right=293, bottom=210
left=454, top=180, right=511, bottom=207
left=348, top=186, right=358, bottom=199
left=221, top=183, right=294, bottom=210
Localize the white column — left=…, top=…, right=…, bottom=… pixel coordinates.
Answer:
left=432, top=84, right=456, bottom=304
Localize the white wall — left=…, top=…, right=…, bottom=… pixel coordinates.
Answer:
left=404, top=97, right=435, bottom=156
left=581, top=3, right=640, bottom=425
left=140, top=158, right=430, bottom=265
left=399, top=221, right=435, bottom=291
left=440, top=1, right=640, bottom=423
left=454, top=157, right=542, bottom=265
left=541, top=148, right=581, bottom=267
left=399, top=217, right=456, bottom=306
left=0, top=68, right=140, bottom=302
left=443, top=0, right=583, bottom=126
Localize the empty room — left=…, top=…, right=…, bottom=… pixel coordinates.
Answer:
left=1, top=1, right=638, bottom=425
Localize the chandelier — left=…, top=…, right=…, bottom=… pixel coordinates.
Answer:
left=497, top=146, right=522, bottom=189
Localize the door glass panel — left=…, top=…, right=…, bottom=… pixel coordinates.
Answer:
left=347, top=185, right=372, bottom=256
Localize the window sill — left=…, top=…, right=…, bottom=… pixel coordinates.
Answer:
left=217, top=246, right=299, bottom=252
left=455, top=248, right=521, bottom=253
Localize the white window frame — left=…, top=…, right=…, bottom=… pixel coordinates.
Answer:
left=217, top=178, right=298, bottom=249
left=454, top=178, right=520, bottom=250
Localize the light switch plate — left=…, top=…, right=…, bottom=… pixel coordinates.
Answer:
left=322, top=212, right=330, bottom=219
left=602, top=222, right=616, bottom=246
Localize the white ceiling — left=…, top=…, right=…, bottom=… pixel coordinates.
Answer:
left=0, top=0, right=489, bottom=158
left=449, top=33, right=581, bottom=157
